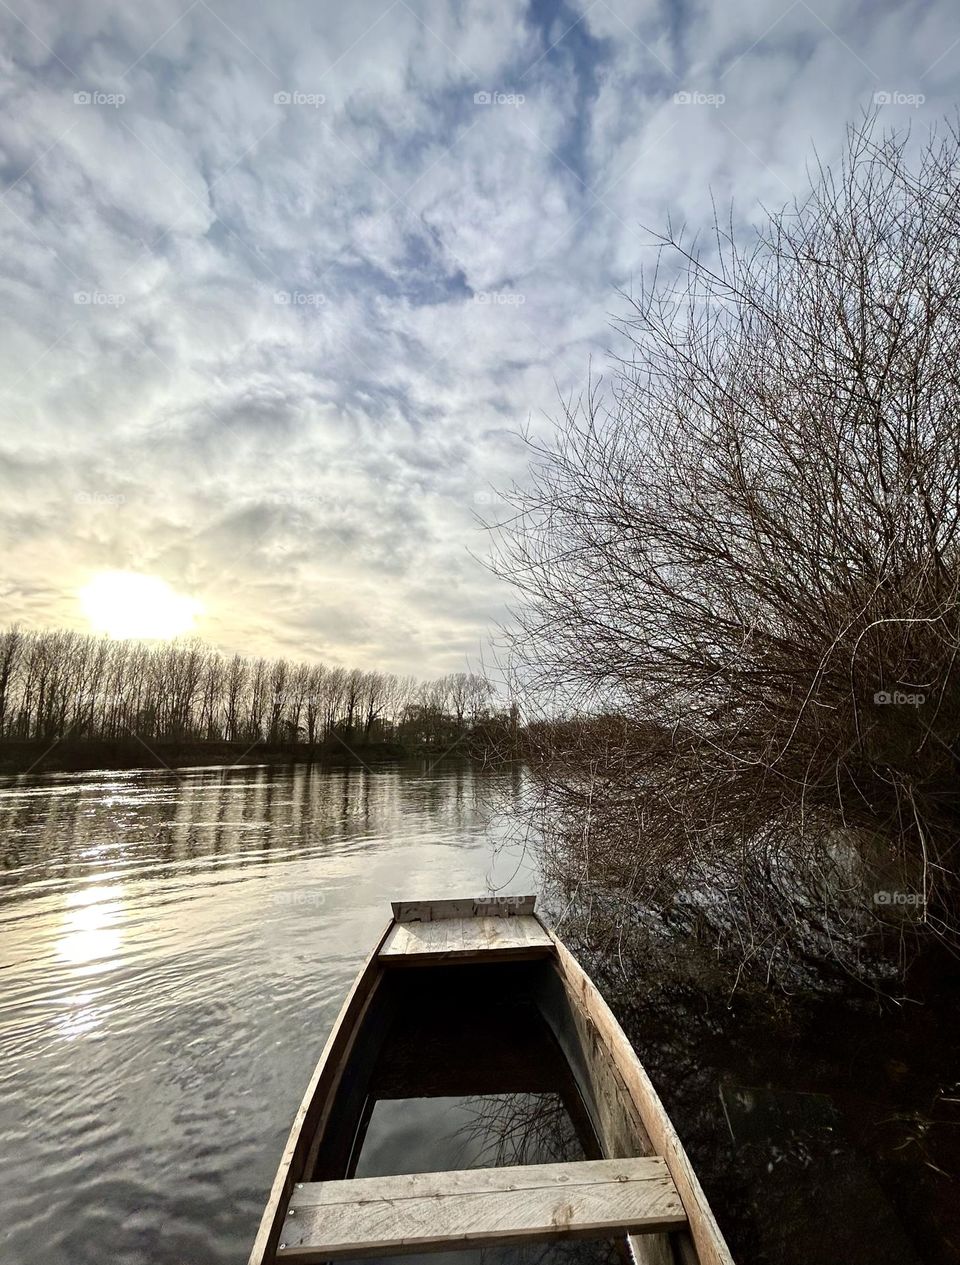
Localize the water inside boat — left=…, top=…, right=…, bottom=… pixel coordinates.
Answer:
left=312, top=961, right=627, bottom=1265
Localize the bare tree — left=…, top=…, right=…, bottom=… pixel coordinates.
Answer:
left=287, top=661, right=310, bottom=742
left=447, top=672, right=470, bottom=733
left=268, top=658, right=289, bottom=744
left=0, top=626, right=22, bottom=736
left=494, top=117, right=960, bottom=981
left=304, top=663, right=325, bottom=747
left=322, top=666, right=347, bottom=738
left=199, top=651, right=225, bottom=741
left=224, top=653, right=246, bottom=741
left=360, top=671, right=385, bottom=740
left=384, top=673, right=416, bottom=734
left=467, top=672, right=494, bottom=725
left=341, top=668, right=363, bottom=741
left=247, top=657, right=269, bottom=741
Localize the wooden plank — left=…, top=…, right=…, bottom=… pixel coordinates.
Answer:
left=391, top=895, right=537, bottom=922
left=379, top=915, right=553, bottom=963
left=287, top=1155, right=676, bottom=1205
left=277, top=1157, right=686, bottom=1261
left=247, top=925, right=392, bottom=1265
left=547, top=929, right=736, bottom=1265
left=533, top=963, right=672, bottom=1265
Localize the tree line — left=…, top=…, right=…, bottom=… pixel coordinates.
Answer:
left=0, top=626, right=496, bottom=751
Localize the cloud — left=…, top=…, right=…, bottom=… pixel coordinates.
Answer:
left=1, top=0, right=957, bottom=674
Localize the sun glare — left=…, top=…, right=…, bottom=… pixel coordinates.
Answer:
left=80, top=571, right=201, bottom=640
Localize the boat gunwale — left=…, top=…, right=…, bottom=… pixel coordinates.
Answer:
left=247, top=920, right=393, bottom=1265
left=542, top=922, right=735, bottom=1265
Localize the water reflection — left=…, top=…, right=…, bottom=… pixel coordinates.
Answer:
left=351, top=1093, right=622, bottom=1265
left=356, top=1092, right=586, bottom=1177
left=0, top=759, right=530, bottom=1265
left=54, top=991, right=104, bottom=1042
left=56, top=885, right=125, bottom=969
left=0, top=761, right=526, bottom=900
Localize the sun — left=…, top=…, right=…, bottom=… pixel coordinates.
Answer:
left=80, top=571, right=202, bottom=640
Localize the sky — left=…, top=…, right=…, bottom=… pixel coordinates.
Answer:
left=1, top=0, right=958, bottom=676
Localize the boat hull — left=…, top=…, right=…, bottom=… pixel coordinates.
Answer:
left=248, top=901, right=733, bottom=1265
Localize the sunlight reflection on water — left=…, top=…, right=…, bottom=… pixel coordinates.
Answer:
left=56, top=885, right=126, bottom=969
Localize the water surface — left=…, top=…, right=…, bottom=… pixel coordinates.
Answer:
left=0, top=760, right=532, bottom=1264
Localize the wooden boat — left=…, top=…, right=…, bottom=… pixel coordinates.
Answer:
left=249, top=896, right=734, bottom=1265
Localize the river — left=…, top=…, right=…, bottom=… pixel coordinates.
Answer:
left=0, top=760, right=532, bottom=1265
left=1, top=760, right=956, bottom=1265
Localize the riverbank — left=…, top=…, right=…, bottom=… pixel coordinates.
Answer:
left=0, top=737, right=431, bottom=775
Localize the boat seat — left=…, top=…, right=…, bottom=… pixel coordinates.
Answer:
left=275, top=1156, right=687, bottom=1261
left=378, top=915, right=553, bottom=963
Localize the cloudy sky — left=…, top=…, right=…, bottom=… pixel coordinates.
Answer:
left=1, top=0, right=957, bottom=676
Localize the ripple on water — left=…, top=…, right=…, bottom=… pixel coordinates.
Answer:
left=0, top=761, right=532, bottom=1264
